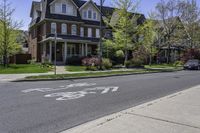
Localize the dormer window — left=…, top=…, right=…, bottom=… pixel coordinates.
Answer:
left=93, top=12, right=97, bottom=20
left=50, top=1, right=77, bottom=16
left=62, top=4, right=67, bottom=13
left=88, top=9, right=92, bottom=19
left=83, top=10, right=87, bottom=18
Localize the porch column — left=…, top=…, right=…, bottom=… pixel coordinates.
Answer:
left=43, top=43, right=47, bottom=56
left=49, top=41, right=52, bottom=62
left=82, top=44, right=84, bottom=56
left=85, top=43, right=88, bottom=56
left=64, top=41, right=68, bottom=64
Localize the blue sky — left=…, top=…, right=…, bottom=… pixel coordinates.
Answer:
left=10, top=0, right=170, bottom=30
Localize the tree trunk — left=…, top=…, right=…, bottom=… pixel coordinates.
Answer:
left=124, top=50, right=128, bottom=66
left=167, top=43, right=171, bottom=64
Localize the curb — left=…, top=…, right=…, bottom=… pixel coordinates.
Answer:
left=13, top=69, right=182, bottom=82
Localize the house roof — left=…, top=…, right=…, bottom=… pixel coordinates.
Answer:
left=30, top=0, right=145, bottom=27
left=30, top=1, right=41, bottom=17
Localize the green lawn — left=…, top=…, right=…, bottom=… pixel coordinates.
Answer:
left=65, top=65, right=86, bottom=72
left=145, top=64, right=183, bottom=69
left=0, top=64, right=51, bottom=74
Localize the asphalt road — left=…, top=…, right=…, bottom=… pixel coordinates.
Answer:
left=0, top=71, right=200, bottom=133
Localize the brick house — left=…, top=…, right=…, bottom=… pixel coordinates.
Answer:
left=29, top=0, right=145, bottom=64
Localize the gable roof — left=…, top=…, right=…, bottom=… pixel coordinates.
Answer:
left=30, top=0, right=145, bottom=27
left=49, top=0, right=79, bottom=9
left=30, top=1, right=41, bottom=17
left=79, top=0, right=100, bottom=13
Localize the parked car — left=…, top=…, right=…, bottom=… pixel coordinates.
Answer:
left=184, top=59, right=200, bottom=70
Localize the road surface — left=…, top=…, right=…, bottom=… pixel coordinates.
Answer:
left=0, top=71, right=200, bottom=133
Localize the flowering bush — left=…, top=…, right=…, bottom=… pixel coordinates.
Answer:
left=82, top=57, right=100, bottom=70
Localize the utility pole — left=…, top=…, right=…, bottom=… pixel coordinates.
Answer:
left=99, top=0, right=104, bottom=70
left=54, top=31, right=57, bottom=75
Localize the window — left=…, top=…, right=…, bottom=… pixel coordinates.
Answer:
left=61, top=23, right=67, bottom=34
left=80, top=27, right=84, bottom=37
left=88, top=10, right=92, bottom=19
left=96, top=29, right=100, bottom=38
left=51, top=23, right=57, bottom=34
left=62, top=4, right=67, bottom=13
left=88, top=28, right=92, bottom=37
left=71, top=24, right=77, bottom=35
left=83, top=10, right=87, bottom=18
left=93, top=12, right=97, bottom=20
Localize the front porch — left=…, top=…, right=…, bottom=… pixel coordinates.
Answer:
left=40, top=41, right=98, bottom=65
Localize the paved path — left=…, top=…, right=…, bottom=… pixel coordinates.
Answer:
left=0, top=71, right=200, bottom=133
left=64, top=85, right=200, bottom=133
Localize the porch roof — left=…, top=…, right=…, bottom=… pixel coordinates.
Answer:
left=39, top=34, right=100, bottom=44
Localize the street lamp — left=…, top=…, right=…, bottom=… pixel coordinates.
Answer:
left=54, top=31, right=57, bottom=75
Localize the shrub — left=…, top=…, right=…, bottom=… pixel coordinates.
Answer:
left=102, top=58, right=112, bottom=70
left=27, top=59, right=37, bottom=65
left=116, top=50, right=125, bottom=58
left=82, top=57, right=100, bottom=70
left=41, top=59, right=53, bottom=69
left=181, top=49, right=200, bottom=62
left=173, top=61, right=184, bottom=67
left=125, top=57, right=144, bottom=68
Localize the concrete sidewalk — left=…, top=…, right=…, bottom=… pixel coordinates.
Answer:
left=62, top=85, right=200, bottom=133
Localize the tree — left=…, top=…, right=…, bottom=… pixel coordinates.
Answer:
left=0, top=0, right=22, bottom=67
left=155, top=0, right=185, bottom=63
left=105, top=0, right=139, bottom=65
left=178, top=0, right=200, bottom=48
left=137, top=18, right=157, bottom=65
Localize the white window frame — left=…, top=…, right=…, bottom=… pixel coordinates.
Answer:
left=96, top=29, right=100, bottom=38
left=51, top=22, right=57, bottom=34
left=83, top=10, right=87, bottom=18
left=80, top=27, right=84, bottom=37
left=62, top=4, right=67, bottom=14
left=88, top=9, right=92, bottom=19
left=71, top=24, right=77, bottom=35
left=61, top=23, right=67, bottom=34
left=88, top=28, right=92, bottom=38
left=93, top=12, right=97, bottom=20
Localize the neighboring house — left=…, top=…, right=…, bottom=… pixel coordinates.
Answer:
left=17, top=30, right=29, bottom=53
left=154, top=17, right=191, bottom=63
left=29, top=0, right=145, bottom=64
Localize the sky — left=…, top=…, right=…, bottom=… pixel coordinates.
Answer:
left=9, top=0, right=180, bottom=30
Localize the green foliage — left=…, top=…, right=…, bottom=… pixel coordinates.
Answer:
left=27, top=59, right=37, bottom=65
left=137, top=19, right=158, bottom=62
left=0, top=64, right=51, bottom=74
left=41, top=59, right=53, bottom=69
left=173, top=61, right=184, bottom=67
left=125, top=57, right=145, bottom=68
left=115, top=50, right=125, bottom=58
left=102, top=58, right=113, bottom=70
left=107, top=0, right=140, bottom=64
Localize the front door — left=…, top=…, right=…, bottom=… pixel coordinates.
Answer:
left=52, top=44, right=63, bottom=62
left=56, top=44, right=63, bottom=61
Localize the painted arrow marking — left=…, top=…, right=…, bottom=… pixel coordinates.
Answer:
left=84, top=86, right=119, bottom=94
left=44, top=86, right=119, bottom=101
left=22, top=83, right=96, bottom=93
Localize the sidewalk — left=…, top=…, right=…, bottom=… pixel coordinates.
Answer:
left=62, top=85, right=200, bottom=133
